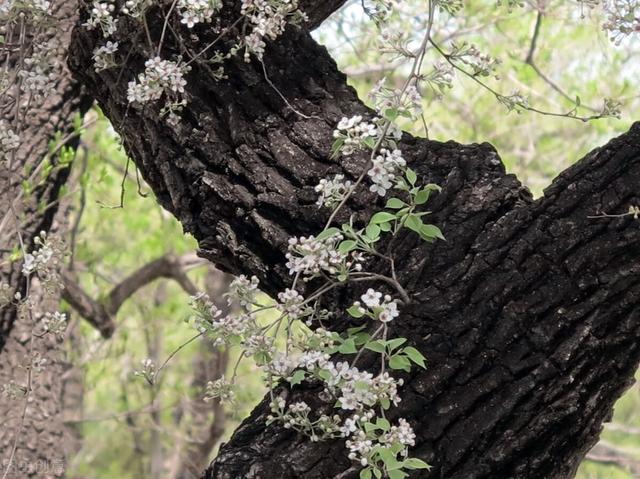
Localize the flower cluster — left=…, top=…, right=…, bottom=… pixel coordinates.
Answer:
left=268, top=397, right=341, bottom=441
left=0, top=0, right=51, bottom=18
left=323, top=361, right=402, bottom=410
left=204, top=376, right=236, bottom=402
left=240, top=0, right=307, bottom=60
left=41, top=311, right=68, bottom=338
left=22, top=232, right=64, bottom=292
left=0, top=121, right=20, bottom=162
left=18, top=39, right=60, bottom=100
left=602, top=0, right=640, bottom=44
left=127, top=57, right=190, bottom=104
left=370, top=78, right=423, bottom=120
left=314, top=174, right=352, bottom=208
left=449, top=42, right=501, bottom=78
left=277, top=288, right=310, bottom=320
left=92, top=41, right=119, bottom=72
left=134, top=358, right=157, bottom=384
left=121, top=0, right=151, bottom=18
left=285, top=233, right=364, bottom=278
left=332, top=115, right=379, bottom=156
left=178, top=0, right=223, bottom=28
left=1, top=380, right=27, bottom=400
left=225, top=274, right=260, bottom=307
left=190, top=292, right=258, bottom=346
left=342, top=411, right=418, bottom=469
left=84, top=1, right=118, bottom=37
left=354, top=289, right=400, bottom=323
left=367, top=148, right=406, bottom=196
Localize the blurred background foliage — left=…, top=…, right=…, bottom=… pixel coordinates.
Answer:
left=62, top=1, right=640, bottom=477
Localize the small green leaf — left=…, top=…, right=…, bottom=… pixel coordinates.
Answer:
left=365, top=224, right=381, bottom=241
left=386, top=338, right=407, bottom=351
left=347, top=305, right=365, bottom=318
left=386, top=198, right=405, bottom=209
left=338, top=338, right=358, bottom=354
left=389, top=355, right=411, bottom=372
left=376, top=417, right=391, bottom=431
left=406, top=168, right=417, bottom=186
left=414, top=188, right=430, bottom=205
left=370, top=212, right=396, bottom=224
left=403, top=346, right=427, bottom=368
left=379, top=221, right=392, bottom=232
left=420, top=224, right=445, bottom=241
left=289, top=369, right=306, bottom=386
left=403, top=458, right=430, bottom=470
left=331, top=138, right=345, bottom=157
left=384, top=108, right=399, bottom=121
left=404, top=214, right=423, bottom=233
left=365, top=340, right=386, bottom=353
left=363, top=136, right=376, bottom=149
left=338, top=240, right=357, bottom=253
left=360, top=468, right=372, bottom=479
left=388, top=469, right=408, bottom=479
left=316, top=227, right=340, bottom=241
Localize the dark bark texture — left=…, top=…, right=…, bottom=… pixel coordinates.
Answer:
left=68, top=1, right=640, bottom=478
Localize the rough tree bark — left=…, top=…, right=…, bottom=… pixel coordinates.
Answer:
left=0, top=1, right=91, bottom=476
left=67, top=1, right=640, bottom=478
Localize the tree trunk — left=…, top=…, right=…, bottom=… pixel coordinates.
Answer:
left=0, top=1, right=91, bottom=476
left=67, top=2, right=640, bottom=478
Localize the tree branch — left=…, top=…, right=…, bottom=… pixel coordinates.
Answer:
left=61, top=253, right=206, bottom=337
left=586, top=441, right=640, bottom=476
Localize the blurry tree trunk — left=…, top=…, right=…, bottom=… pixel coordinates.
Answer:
left=67, top=1, right=640, bottom=478
left=0, top=1, right=91, bottom=477
left=167, top=269, right=232, bottom=479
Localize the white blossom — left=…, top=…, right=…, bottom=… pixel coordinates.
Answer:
left=92, top=41, right=118, bottom=72
left=83, top=1, right=118, bottom=38
left=314, top=174, right=352, bottom=208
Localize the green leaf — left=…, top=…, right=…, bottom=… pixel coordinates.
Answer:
left=380, top=397, right=391, bottom=410
left=386, top=198, right=406, bottom=209
left=406, top=168, right=417, bottom=186
left=331, top=138, right=345, bottom=157
left=414, top=188, right=430, bottom=205
left=388, top=469, right=408, bottom=479
left=363, top=136, right=376, bottom=149
left=384, top=108, right=399, bottom=121
left=338, top=240, right=357, bottom=253
left=364, top=421, right=378, bottom=433
left=389, top=355, right=412, bottom=372
left=403, top=458, right=430, bottom=470
left=376, top=417, right=391, bottom=431
left=347, top=305, right=365, bottom=318
left=365, top=340, right=386, bottom=353
left=360, top=468, right=372, bottom=479
left=379, top=221, right=392, bottom=232
left=373, top=468, right=382, bottom=479
left=338, top=338, right=358, bottom=354
left=386, top=338, right=407, bottom=351
left=370, top=212, right=396, bottom=224
left=403, top=346, right=427, bottom=368
left=420, top=224, right=445, bottom=241
left=365, top=224, right=381, bottom=241
left=316, top=227, right=340, bottom=241
left=289, top=369, right=306, bottom=386
left=404, top=214, right=423, bottom=233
